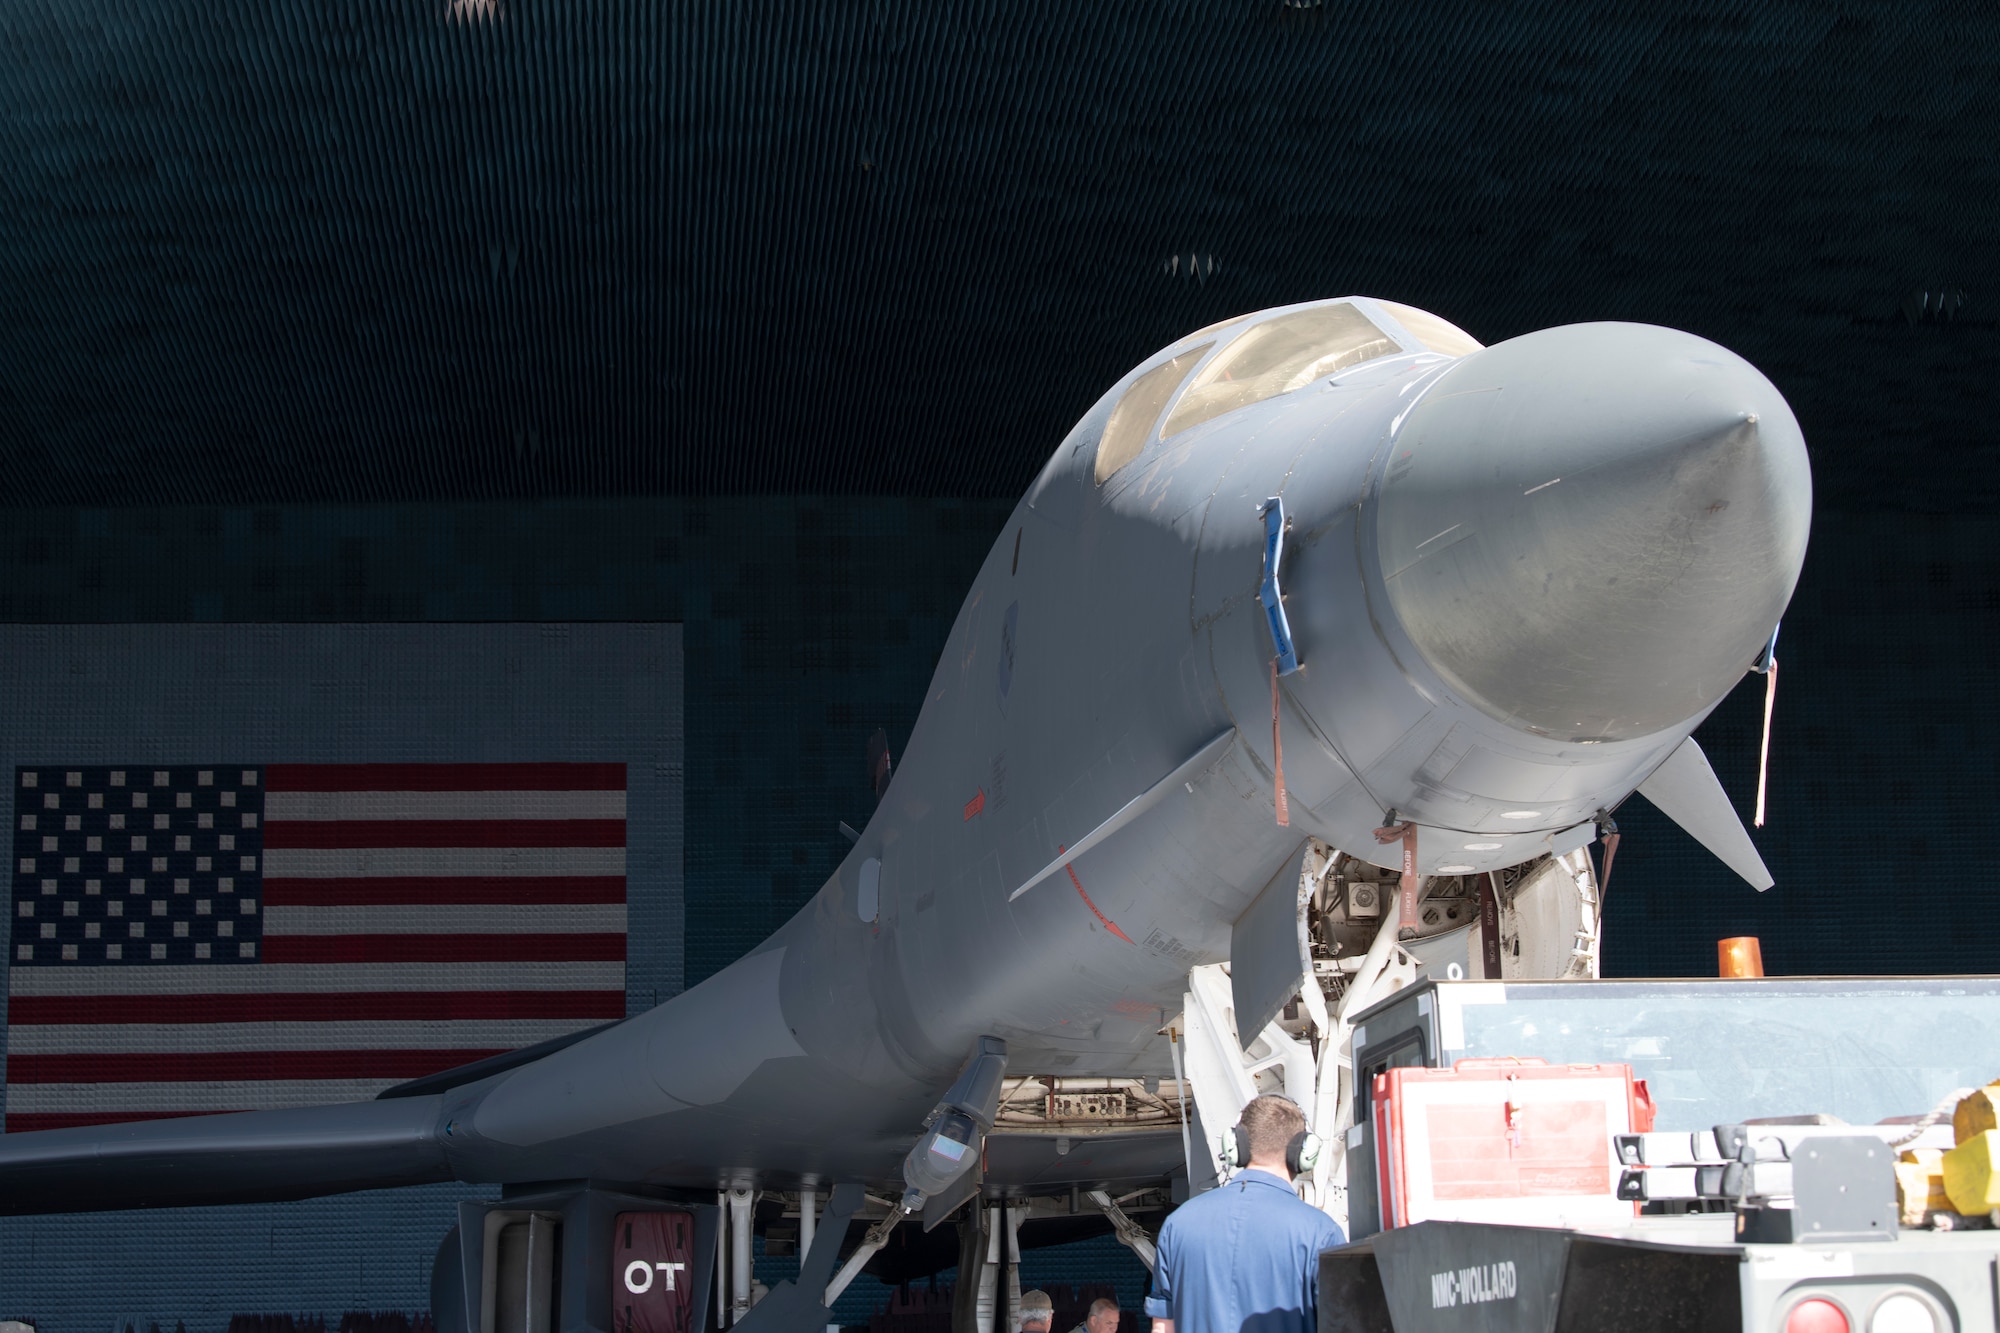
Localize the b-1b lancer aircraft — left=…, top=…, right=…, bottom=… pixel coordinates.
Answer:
left=0, top=298, right=1810, bottom=1333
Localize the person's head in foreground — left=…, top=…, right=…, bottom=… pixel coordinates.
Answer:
left=1020, top=1289, right=1055, bottom=1333
left=1239, top=1093, right=1309, bottom=1178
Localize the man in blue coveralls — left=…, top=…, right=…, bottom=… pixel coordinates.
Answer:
left=1145, top=1094, right=1346, bottom=1333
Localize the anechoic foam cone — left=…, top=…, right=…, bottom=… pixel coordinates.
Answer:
left=1941, top=1129, right=2000, bottom=1215
left=1953, top=1085, right=2000, bottom=1145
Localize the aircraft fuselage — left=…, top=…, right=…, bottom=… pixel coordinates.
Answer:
left=438, top=298, right=1810, bottom=1193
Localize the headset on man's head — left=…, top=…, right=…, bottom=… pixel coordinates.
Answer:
left=1221, top=1115, right=1322, bottom=1176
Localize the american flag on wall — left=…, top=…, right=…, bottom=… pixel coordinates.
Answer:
left=7, top=763, right=627, bottom=1132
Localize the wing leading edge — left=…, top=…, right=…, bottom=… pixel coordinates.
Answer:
left=0, top=1094, right=451, bottom=1215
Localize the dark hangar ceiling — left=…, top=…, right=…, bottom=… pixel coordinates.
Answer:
left=0, top=2, right=1993, bottom=510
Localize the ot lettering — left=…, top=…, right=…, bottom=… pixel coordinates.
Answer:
left=624, top=1261, right=688, bottom=1294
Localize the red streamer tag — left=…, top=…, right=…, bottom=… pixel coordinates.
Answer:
left=1478, top=873, right=1502, bottom=978
left=1397, top=824, right=1420, bottom=940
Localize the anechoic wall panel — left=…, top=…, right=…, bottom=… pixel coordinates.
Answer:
left=0, top=3, right=1992, bottom=517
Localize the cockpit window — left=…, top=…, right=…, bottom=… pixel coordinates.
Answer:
left=1375, top=300, right=1484, bottom=357
left=1184, top=312, right=1254, bottom=340
left=1161, top=303, right=1398, bottom=439
left=1094, top=343, right=1212, bottom=484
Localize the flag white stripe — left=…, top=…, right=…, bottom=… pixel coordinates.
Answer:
left=5, top=1018, right=605, bottom=1054
left=261, top=847, right=625, bottom=877
left=8, top=961, right=627, bottom=996
left=264, top=790, right=627, bottom=822
left=263, top=903, right=627, bottom=935
left=5, top=1080, right=406, bottom=1113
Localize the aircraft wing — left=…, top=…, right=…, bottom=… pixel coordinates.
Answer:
left=0, top=1094, right=450, bottom=1214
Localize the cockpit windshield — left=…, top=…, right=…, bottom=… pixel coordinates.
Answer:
left=1093, top=342, right=1211, bottom=485
left=1091, top=299, right=1485, bottom=486
left=1376, top=300, right=1484, bottom=357
left=1161, top=302, right=1398, bottom=438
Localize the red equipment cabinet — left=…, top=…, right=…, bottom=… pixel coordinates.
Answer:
left=1372, top=1057, right=1652, bottom=1230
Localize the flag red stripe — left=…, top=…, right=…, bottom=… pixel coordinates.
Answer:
left=261, top=876, right=627, bottom=906
left=264, top=764, right=625, bottom=792
left=7, top=991, right=627, bottom=1025
left=11, top=761, right=633, bottom=1130
left=5, top=1110, right=225, bottom=1132
left=9, top=1050, right=509, bottom=1084
left=261, top=819, right=626, bottom=849
left=261, top=934, right=627, bottom=963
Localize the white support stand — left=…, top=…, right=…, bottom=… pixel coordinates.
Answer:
left=823, top=1209, right=902, bottom=1309
left=716, top=1191, right=730, bottom=1330
left=726, top=1186, right=755, bottom=1325
left=1175, top=913, right=1416, bottom=1234
left=973, top=1211, right=997, bottom=1333
left=1180, top=963, right=1320, bottom=1186
left=1001, top=1203, right=1022, bottom=1333
left=797, top=1176, right=819, bottom=1278
left=1086, top=1190, right=1157, bottom=1269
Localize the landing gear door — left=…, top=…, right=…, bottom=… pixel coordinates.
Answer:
left=1229, top=839, right=1313, bottom=1051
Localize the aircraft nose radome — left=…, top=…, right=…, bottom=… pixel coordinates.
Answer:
left=1375, top=322, right=1812, bottom=742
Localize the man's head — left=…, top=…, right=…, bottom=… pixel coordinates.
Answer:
left=1084, top=1297, right=1120, bottom=1333
left=1237, top=1093, right=1309, bottom=1178
left=1019, top=1290, right=1054, bottom=1333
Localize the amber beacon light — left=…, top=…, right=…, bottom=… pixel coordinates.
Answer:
left=1717, top=936, right=1766, bottom=978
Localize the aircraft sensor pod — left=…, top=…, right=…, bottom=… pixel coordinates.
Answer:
left=900, top=1108, right=981, bottom=1207
left=898, top=1035, right=1008, bottom=1212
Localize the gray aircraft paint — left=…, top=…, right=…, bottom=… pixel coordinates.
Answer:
left=0, top=297, right=1811, bottom=1210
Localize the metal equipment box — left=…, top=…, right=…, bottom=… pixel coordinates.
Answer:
left=1342, top=976, right=2000, bottom=1240
left=1372, top=1059, right=1643, bottom=1231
